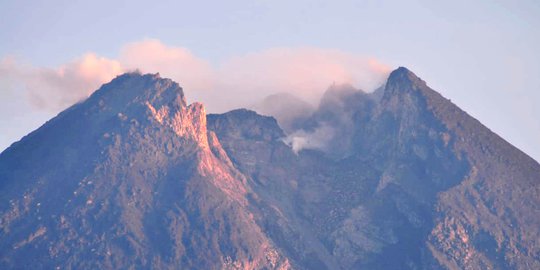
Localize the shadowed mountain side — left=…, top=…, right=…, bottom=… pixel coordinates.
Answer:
left=208, top=67, right=540, bottom=269
left=1, top=68, right=538, bottom=270
left=0, top=73, right=290, bottom=269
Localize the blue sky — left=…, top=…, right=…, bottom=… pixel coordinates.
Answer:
left=1, top=0, right=539, bottom=161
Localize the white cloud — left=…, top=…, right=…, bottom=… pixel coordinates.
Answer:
left=119, top=39, right=215, bottom=99
left=0, top=39, right=391, bottom=113
left=1, top=54, right=122, bottom=110
left=214, top=47, right=390, bottom=111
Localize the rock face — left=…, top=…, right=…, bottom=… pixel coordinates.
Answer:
left=208, top=68, right=540, bottom=269
left=0, top=73, right=289, bottom=269
left=1, top=68, right=539, bottom=269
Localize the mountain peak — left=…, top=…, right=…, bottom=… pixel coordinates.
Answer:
left=387, top=67, right=425, bottom=87
left=2, top=67, right=540, bottom=270
left=90, top=72, right=187, bottom=110
left=388, top=66, right=417, bottom=81
left=382, top=67, right=428, bottom=100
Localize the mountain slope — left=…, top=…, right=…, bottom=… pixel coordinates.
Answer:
left=208, top=67, right=540, bottom=269
left=0, top=73, right=290, bottom=269
left=1, top=68, right=539, bottom=270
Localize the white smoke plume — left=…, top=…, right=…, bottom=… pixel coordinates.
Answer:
left=283, top=124, right=336, bottom=154
left=282, top=84, right=365, bottom=155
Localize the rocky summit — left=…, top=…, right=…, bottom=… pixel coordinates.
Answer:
left=1, top=68, right=539, bottom=269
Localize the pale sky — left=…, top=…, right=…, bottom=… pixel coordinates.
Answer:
left=1, top=0, right=539, bottom=161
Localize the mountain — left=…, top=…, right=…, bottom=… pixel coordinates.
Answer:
left=1, top=68, right=539, bottom=269
left=0, top=73, right=290, bottom=269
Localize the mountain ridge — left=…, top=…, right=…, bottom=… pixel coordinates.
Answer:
left=1, top=67, right=539, bottom=269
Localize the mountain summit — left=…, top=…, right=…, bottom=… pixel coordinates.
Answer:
left=1, top=68, right=539, bottom=269
left=0, top=72, right=290, bottom=269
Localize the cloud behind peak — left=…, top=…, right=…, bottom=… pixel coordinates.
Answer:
left=0, top=39, right=391, bottom=113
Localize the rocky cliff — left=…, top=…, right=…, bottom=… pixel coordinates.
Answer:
left=1, top=68, right=538, bottom=269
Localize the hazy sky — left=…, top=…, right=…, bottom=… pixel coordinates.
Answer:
left=1, top=0, right=539, bottom=161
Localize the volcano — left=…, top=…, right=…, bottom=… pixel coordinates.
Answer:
left=1, top=68, right=539, bottom=269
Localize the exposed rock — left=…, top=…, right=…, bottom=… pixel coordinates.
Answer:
left=1, top=67, right=539, bottom=269
left=0, top=73, right=290, bottom=269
